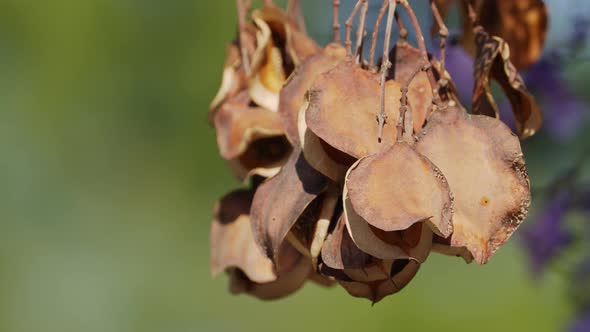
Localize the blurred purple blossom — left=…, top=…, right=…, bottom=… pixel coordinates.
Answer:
left=521, top=190, right=574, bottom=274
left=570, top=310, right=590, bottom=332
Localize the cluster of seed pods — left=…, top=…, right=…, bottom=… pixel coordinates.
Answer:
left=209, top=0, right=546, bottom=302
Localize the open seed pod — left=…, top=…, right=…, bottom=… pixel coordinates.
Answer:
left=433, top=0, right=548, bottom=70
left=337, top=259, right=421, bottom=304
left=248, top=4, right=319, bottom=112
left=343, top=159, right=434, bottom=263
left=305, top=59, right=401, bottom=160
left=320, top=217, right=421, bottom=303
left=278, top=43, right=347, bottom=145
left=213, top=91, right=291, bottom=181
left=211, top=189, right=311, bottom=300
left=250, top=149, right=328, bottom=266
left=472, top=27, right=542, bottom=139
left=209, top=26, right=257, bottom=121
left=346, top=142, right=454, bottom=238
left=415, top=106, right=531, bottom=264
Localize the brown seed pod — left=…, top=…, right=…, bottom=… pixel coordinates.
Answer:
left=434, top=0, right=548, bottom=70
left=346, top=142, right=454, bottom=238
left=250, top=149, right=329, bottom=266
left=472, top=27, right=543, bottom=139
left=279, top=43, right=347, bottom=145
left=210, top=189, right=275, bottom=282
left=321, top=215, right=372, bottom=270
left=477, top=0, right=548, bottom=70
left=227, top=243, right=312, bottom=300
left=306, top=59, right=401, bottom=159
left=415, top=106, right=531, bottom=264
left=213, top=91, right=291, bottom=181
left=338, top=259, right=421, bottom=304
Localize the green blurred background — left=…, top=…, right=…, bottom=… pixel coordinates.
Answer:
left=0, top=1, right=576, bottom=331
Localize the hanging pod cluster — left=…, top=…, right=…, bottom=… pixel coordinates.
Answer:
left=209, top=0, right=544, bottom=303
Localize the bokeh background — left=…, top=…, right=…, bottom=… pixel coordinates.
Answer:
left=1, top=1, right=588, bottom=331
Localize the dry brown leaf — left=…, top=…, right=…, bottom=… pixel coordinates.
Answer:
left=321, top=215, right=372, bottom=270
left=472, top=27, right=542, bottom=139
left=415, top=106, right=531, bottom=264
left=431, top=234, right=474, bottom=264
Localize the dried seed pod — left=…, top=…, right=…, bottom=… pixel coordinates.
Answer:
left=210, top=189, right=275, bottom=282
left=432, top=234, right=474, bottom=264
left=477, top=0, right=548, bottom=70
left=250, top=149, right=328, bottom=265
left=213, top=92, right=291, bottom=181
left=338, top=259, right=420, bottom=303
left=343, top=160, right=434, bottom=263
left=346, top=142, right=454, bottom=238
left=472, top=27, right=543, bottom=139
left=306, top=59, right=401, bottom=159
left=227, top=243, right=312, bottom=300
left=415, top=106, right=531, bottom=264
left=298, top=100, right=351, bottom=182
left=279, top=43, right=347, bottom=145
left=248, top=4, right=319, bottom=112
left=211, top=189, right=312, bottom=300
left=435, top=0, right=548, bottom=70
left=209, top=27, right=257, bottom=120
left=321, top=215, right=372, bottom=270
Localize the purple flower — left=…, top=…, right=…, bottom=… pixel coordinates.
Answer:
left=570, top=310, right=590, bottom=332
left=524, top=59, right=588, bottom=140
left=521, top=190, right=574, bottom=274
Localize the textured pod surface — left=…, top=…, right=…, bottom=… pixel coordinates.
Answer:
left=250, top=149, right=328, bottom=265
left=415, top=106, right=531, bottom=264
left=306, top=60, right=401, bottom=159
left=279, top=43, right=346, bottom=145
left=346, top=142, right=454, bottom=237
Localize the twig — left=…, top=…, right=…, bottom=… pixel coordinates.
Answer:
left=345, top=1, right=364, bottom=55
left=430, top=0, right=449, bottom=96
left=287, top=0, right=307, bottom=33
left=354, top=0, right=369, bottom=61
left=236, top=0, right=251, bottom=75
left=369, top=0, right=389, bottom=69
left=396, top=0, right=440, bottom=105
left=377, top=0, right=396, bottom=143
left=395, top=11, right=407, bottom=41
left=333, top=0, right=341, bottom=43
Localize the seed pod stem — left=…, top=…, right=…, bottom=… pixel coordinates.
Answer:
left=236, top=0, right=251, bottom=75
left=396, top=0, right=440, bottom=106
left=345, top=1, right=364, bottom=55
left=354, top=0, right=369, bottom=62
left=369, top=0, right=389, bottom=70
left=377, top=0, right=396, bottom=143
left=333, top=0, right=341, bottom=43
left=430, top=0, right=449, bottom=95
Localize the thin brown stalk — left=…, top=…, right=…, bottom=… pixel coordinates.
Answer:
left=369, top=0, right=389, bottom=69
left=333, top=0, right=341, bottom=43
left=236, top=0, right=251, bottom=75
left=394, top=11, right=407, bottom=41
left=354, top=0, right=369, bottom=61
left=430, top=0, right=449, bottom=91
left=377, top=0, right=396, bottom=143
left=287, top=0, right=307, bottom=33
left=396, top=0, right=439, bottom=102
left=345, top=1, right=364, bottom=55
